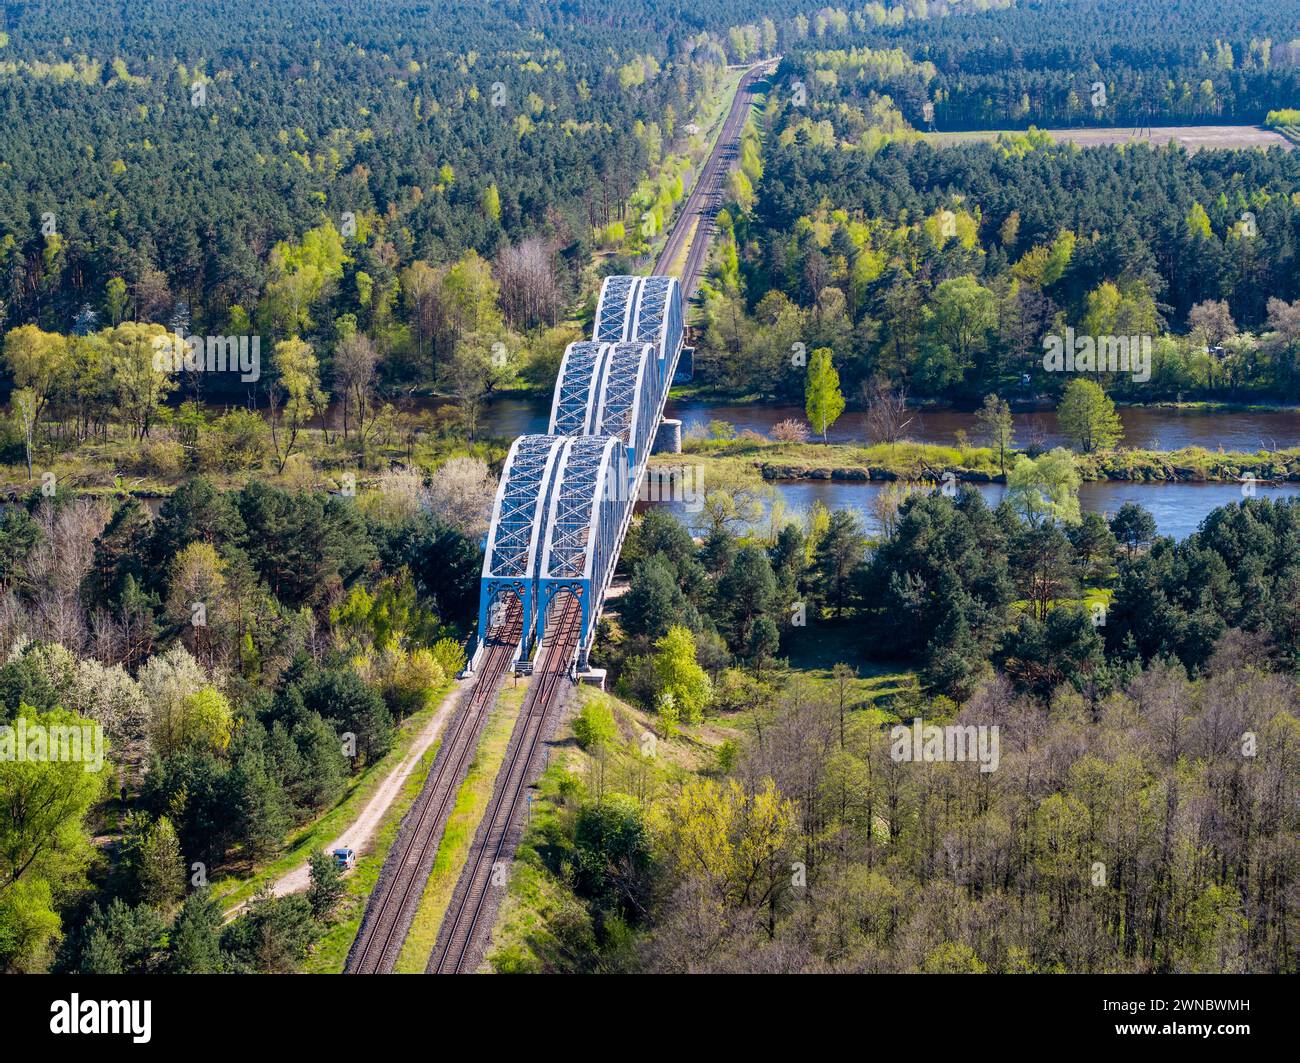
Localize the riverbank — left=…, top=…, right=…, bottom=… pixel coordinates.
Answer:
left=666, top=437, right=1300, bottom=486
left=663, top=384, right=1300, bottom=415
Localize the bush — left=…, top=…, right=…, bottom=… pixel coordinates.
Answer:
left=374, top=647, right=444, bottom=717
left=572, top=700, right=617, bottom=750
left=196, top=409, right=268, bottom=473
left=770, top=418, right=810, bottom=443
left=429, top=636, right=466, bottom=678
left=137, top=440, right=186, bottom=478
left=573, top=794, right=651, bottom=912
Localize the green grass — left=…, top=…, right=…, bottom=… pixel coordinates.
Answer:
left=782, top=622, right=917, bottom=704
left=1083, top=445, right=1299, bottom=483
left=659, top=436, right=1004, bottom=482
left=1009, top=586, right=1115, bottom=621
left=212, top=682, right=453, bottom=914
left=484, top=837, right=579, bottom=973
left=696, top=67, right=748, bottom=156
left=392, top=680, right=528, bottom=973
left=923, top=129, right=1006, bottom=144
left=1135, top=399, right=1300, bottom=413
left=664, top=216, right=699, bottom=277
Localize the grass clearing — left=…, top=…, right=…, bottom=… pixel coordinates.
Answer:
left=656, top=435, right=1299, bottom=486
left=924, top=125, right=1291, bottom=151
left=782, top=623, right=917, bottom=706
left=668, top=436, right=1005, bottom=478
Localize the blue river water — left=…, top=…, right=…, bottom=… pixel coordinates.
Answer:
left=649, top=477, right=1299, bottom=541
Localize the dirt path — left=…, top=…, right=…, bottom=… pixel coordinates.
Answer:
left=227, top=680, right=466, bottom=915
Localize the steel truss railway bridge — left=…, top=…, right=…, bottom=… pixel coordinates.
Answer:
left=346, top=61, right=771, bottom=974
left=472, top=273, right=687, bottom=677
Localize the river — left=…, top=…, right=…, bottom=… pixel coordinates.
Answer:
left=477, top=395, right=1299, bottom=453
left=647, top=477, right=1300, bottom=542
left=478, top=394, right=1298, bottom=539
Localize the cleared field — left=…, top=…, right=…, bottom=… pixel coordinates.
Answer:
left=927, top=125, right=1292, bottom=151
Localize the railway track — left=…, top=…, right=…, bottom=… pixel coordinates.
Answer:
left=426, top=594, right=582, bottom=974
left=655, top=60, right=775, bottom=296
left=344, top=598, right=523, bottom=974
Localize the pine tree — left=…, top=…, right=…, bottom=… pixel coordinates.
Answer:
left=168, top=888, right=224, bottom=973
left=307, top=850, right=345, bottom=919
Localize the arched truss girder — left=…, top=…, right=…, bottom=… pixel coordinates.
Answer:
left=548, top=342, right=610, bottom=438
left=478, top=434, right=568, bottom=650
left=631, top=275, right=683, bottom=373
left=537, top=435, right=628, bottom=652
left=593, top=275, right=684, bottom=378
left=594, top=341, right=659, bottom=472
left=549, top=341, right=660, bottom=473
left=593, top=276, right=637, bottom=343
left=473, top=276, right=685, bottom=670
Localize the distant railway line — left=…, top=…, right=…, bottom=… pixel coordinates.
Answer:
left=656, top=60, right=775, bottom=297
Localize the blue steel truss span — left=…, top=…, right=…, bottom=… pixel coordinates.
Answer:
left=473, top=276, right=685, bottom=671
left=548, top=341, right=660, bottom=475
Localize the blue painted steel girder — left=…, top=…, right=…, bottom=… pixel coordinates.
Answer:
left=593, top=275, right=684, bottom=379
left=478, top=434, right=568, bottom=656
left=474, top=276, right=685, bottom=672
left=549, top=340, right=660, bottom=476
left=537, top=435, right=628, bottom=654
left=548, top=342, right=607, bottom=437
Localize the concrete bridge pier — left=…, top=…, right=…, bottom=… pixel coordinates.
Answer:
left=653, top=418, right=683, bottom=454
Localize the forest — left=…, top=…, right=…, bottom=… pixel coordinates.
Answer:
left=0, top=0, right=773, bottom=345
left=0, top=466, right=495, bottom=971
left=483, top=491, right=1299, bottom=973
left=790, top=0, right=1300, bottom=129
left=0, top=0, right=1295, bottom=981
left=697, top=99, right=1300, bottom=403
